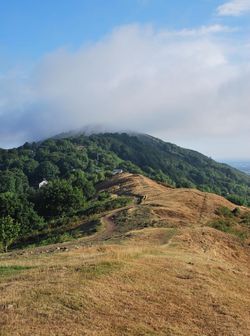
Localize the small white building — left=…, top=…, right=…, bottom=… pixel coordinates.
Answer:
left=39, top=179, right=48, bottom=189
left=112, top=169, right=124, bottom=175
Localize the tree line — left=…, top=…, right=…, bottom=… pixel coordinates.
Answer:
left=1, top=133, right=250, bottom=251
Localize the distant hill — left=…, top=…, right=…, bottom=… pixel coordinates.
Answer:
left=1, top=132, right=250, bottom=205
left=73, top=132, right=250, bottom=205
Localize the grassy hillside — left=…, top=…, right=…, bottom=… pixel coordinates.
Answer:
left=0, top=132, right=250, bottom=251
left=99, top=173, right=250, bottom=240
left=1, top=226, right=249, bottom=336
left=1, top=171, right=249, bottom=335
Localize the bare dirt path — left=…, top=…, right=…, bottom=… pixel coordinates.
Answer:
left=98, top=204, right=136, bottom=240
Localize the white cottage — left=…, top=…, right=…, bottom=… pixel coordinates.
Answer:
left=112, top=169, right=124, bottom=175
left=39, top=179, right=48, bottom=189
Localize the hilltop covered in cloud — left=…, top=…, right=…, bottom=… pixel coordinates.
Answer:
left=0, top=22, right=250, bottom=158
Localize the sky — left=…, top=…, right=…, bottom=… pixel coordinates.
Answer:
left=0, top=0, right=250, bottom=160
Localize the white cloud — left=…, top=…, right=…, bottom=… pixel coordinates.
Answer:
left=161, top=24, right=237, bottom=37
left=0, top=24, right=250, bottom=158
left=217, top=0, right=250, bottom=16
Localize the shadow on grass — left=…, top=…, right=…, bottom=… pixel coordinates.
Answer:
left=11, top=218, right=102, bottom=250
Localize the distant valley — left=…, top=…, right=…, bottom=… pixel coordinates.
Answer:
left=224, top=161, right=250, bottom=175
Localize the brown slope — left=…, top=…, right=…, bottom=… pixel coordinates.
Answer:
left=1, top=227, right=249, bottom=336
left=1, top=174, right=250, bottom=336
left=99, top=173, right=245, bottom=229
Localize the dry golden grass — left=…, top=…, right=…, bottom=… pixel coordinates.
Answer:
left=1, top=174, right=249, bottom=335
left=100, top=173, right=247, bottom=229
left=1, top=227, right=249, bottom=336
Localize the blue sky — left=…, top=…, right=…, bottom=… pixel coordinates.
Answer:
left=1, top=0, right=248, bottom=67
left=0, top=0, right=250, bottom=159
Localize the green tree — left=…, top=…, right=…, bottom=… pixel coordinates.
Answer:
left=0, top=192, right=45, bottom=235
left=0, top=216, right=20, bottom=252
left=35, top=180, right=85, bottom=218
left=0, top=169, right=29, bottom=194
left=34, top=161, right=60, bottom=183
left=23, top=159, right=39, bottom=177
left=70, top=171, right=96, bottom=199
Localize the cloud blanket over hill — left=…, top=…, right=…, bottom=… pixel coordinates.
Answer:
left=0, top=24, right=250, bottom=158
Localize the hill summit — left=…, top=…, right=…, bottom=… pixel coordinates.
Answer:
left=0, top=131, right=250, bottom=251
left=59, top=132, right=250, bottom=205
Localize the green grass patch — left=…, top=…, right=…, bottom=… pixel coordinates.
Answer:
left=114, top=206, right=153, bottom=233
left=209, top=219, right=248, bottom=240
left=0, top=265, right=33, bottom=278
left=215, top=206, right=234, bottom=218
left=76, top=261, right=122, bottom=280
left=241, top=212, right=250, bottom=226
left=38, top=232, right=74, bottom=246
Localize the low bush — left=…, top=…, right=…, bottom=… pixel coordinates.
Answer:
left=215, top=206, right=233, bottom=218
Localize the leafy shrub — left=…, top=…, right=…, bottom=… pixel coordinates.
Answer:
left=241, top=212, right=250, bottom=226
left=232, top=207, right=241, bottom=217
left=210, top=219, right=232, bottom=232
left=215, top=206, right=233, bottom=218
left=209, top=218, right=248, bottom=240
left=79, top=197, right=132, bottom=216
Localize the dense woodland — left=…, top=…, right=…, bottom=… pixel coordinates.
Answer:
left=0, top=132, right=250, bottom=251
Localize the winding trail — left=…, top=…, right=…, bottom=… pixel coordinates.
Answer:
left=99, top=205, right=133, bottom=240
left=0, top=201, right=140, bottom=259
